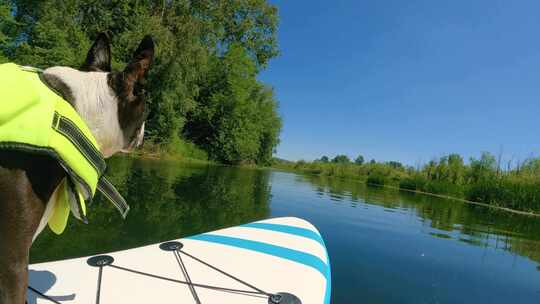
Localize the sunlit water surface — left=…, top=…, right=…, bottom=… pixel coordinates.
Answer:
left=31, top=157, right=540, bottom=303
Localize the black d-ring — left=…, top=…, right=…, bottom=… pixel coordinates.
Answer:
left=159, top=241, right=184, bottom=251
left=87, top=255, right=114, bottom=267
left=268, top=292, right=302, bottom=304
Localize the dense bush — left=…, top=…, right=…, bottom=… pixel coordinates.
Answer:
left=367, top=173, right=386, bottom=186
left=399, top=177, right=419, bottom=191
left=466, top=177, right=540, bottom=212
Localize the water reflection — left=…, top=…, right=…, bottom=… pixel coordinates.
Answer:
left=271, top=173, right=540, bottom=303
left=300, top=174, right=540, bottom=264
left=31, top=157, right=271, bottom=263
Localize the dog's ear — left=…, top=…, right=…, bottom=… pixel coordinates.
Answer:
left=81, top=33, right=112, bottom=72
left=122, top=35, right=154, bottom=93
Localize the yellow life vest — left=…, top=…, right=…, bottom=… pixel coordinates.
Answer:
left=0, top=63, right=129, bottom=234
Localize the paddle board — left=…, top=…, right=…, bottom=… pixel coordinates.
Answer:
left=28, top=217, right=331, bottom=304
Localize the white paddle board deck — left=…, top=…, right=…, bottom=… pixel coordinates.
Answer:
left=28, top=217, right=331, bottom=304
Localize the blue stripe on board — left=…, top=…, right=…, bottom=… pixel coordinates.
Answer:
left=325, top=258, right=331, bottom=304
left=241, top=222, right=325, bottom=248
left=188, top=234, right=328, bottom=277
left=187, top=233, right=331, bottom=303
left=241, top=221, right=332, bottom=303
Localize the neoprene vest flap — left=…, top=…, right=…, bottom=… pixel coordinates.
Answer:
left=0, top=63, right=129, bottom=234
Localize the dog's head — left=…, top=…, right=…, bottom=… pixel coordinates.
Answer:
left=41, top=33, right=154, bottom=157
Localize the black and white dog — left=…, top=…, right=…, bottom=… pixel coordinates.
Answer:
left=0, top=33, right=154, bottom=304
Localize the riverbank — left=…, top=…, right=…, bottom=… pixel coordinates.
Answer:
left=131, top=138, right=276, bottom=168
left=126, top=146, right=540, bottom=216
left=132, top=139, right=211, bottom=164
left=273, top=153, right=540, bottom=215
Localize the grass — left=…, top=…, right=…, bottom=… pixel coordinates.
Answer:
left=135, top=137, right=209, bottom=163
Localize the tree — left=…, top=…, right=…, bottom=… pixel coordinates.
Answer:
left=520, top=158, right=540, bottom=175
left=434, top=156, right=448, bottom=181
left=424, top=160, right=438, bottom=180
left=5, top=0, right=282, bottom=164
left=190, top=0, right=279, bottom=69
left=354, top=155, right=364, bottom=165
left=332, top=155, right=350, bottom=164
left=320, top=156, right=329, bottom=163
left=468, top=152, right=497, bottom=183
left=0, top=1, right=17, bottom=63
left=187, top=44, right=281, bottom=164
left=447, top=153, right=464, bottom=184
left=387, top=161, right=403, bottom=169
left=253, top=86, right=282, bottom=165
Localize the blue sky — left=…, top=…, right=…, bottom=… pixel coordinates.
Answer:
left=259, top=0, right=540, bottom=166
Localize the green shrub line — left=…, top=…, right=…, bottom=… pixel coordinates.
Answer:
left=273, top=152, right=540, bottom=215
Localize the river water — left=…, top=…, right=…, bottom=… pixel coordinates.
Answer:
left=31, top=157, right=540, bottom=303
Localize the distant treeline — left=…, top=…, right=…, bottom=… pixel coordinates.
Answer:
left=0, top=0, right=281, bottom=165
left=274, top=153, right=540, bottom=213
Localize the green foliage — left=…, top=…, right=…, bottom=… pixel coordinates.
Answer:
left=467, top=152, right=497, bottom=183
left=447, top=153, right=465, bottom=184
left=187, top=44, right=281, bottom=165
left=386, top=161, right=403, bottom=169
left=399, top=174, right=427, bottom=191
left=466, top=179, right=502, bottom=205
left=0, top=1, right=17, bottom=63
left=332, top=154, right=350, bottom=164
left=521, top=158, right=540, bottom=174
left=367, top=171, right=386, bottom=186
left=4, top=0, right=281, bottom=165
left=354, top=155, right=364, bottom=165
left=274, top=152, right=540, bottom=213
left=163, top=137, right=208, bottom=161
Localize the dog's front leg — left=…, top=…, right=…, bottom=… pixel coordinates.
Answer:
left=0, top=152, right=65, bottom=304
left=0, top=257, right=30, bottom=304
left=0, top=161, right=55, bottom=304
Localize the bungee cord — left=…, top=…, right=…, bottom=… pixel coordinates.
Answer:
left=27, top=286, right=63, bottom=304
left=28, top=241, right=292, bottom=304
left=173, top=249, right=201, bottom=303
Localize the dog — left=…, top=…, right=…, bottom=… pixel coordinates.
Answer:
left=0, top=33, right=154, bottom=304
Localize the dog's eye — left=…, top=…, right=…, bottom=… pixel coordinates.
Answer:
left=134, top=85, right=146, bottom=97
left=133, top=80, right=147, bottom=97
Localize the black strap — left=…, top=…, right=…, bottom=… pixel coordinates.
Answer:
left=97, top=177, right=130, bottom=218
left=179, top=249, right=269, bottom=295
left=27, top=286, right=62, bottom=304
left=95, top=265, right=104, bottom=304
left=174, top=250, right=201, bottom=303
left=108, top=264, right=270, bottom=297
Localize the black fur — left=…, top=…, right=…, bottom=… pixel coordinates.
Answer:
left=108, top=36, right=154, bottom=147
left=0, top=151, right=65, bottom=304
left=39, top=73, right=75, bottom=106
left=80, top=33, right=112, bottom=72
